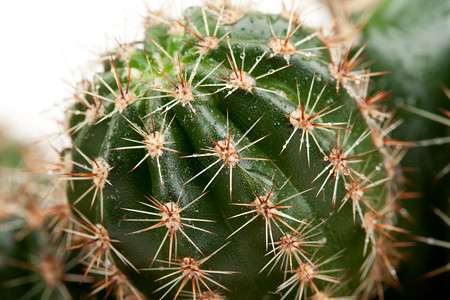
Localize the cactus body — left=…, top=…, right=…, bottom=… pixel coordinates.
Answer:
left=66, top=5, right=398, bottom=299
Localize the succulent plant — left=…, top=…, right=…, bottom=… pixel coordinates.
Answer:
left=1, top=0, right=448, bottom=299
left=361, top=0, right=450, bottom=298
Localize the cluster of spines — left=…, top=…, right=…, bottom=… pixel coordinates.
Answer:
left=0, top=1, right=419, bottom=299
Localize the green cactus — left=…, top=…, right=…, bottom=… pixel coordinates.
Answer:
left=3, top=0, right=447, bottom=299
left=361, top=0, right=450, bottom=298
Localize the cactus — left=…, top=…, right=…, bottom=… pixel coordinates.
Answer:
left=361, top=0, right=450, bottom=298
left=2, top=0, right=447, bottom=299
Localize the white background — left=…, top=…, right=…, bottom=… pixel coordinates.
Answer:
left=0, top=0, right=327, bottom=140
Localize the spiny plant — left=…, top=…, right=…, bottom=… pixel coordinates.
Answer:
left=2, top=0, right=442, bottom=299
left=361, top=0, right=450, bottom=298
